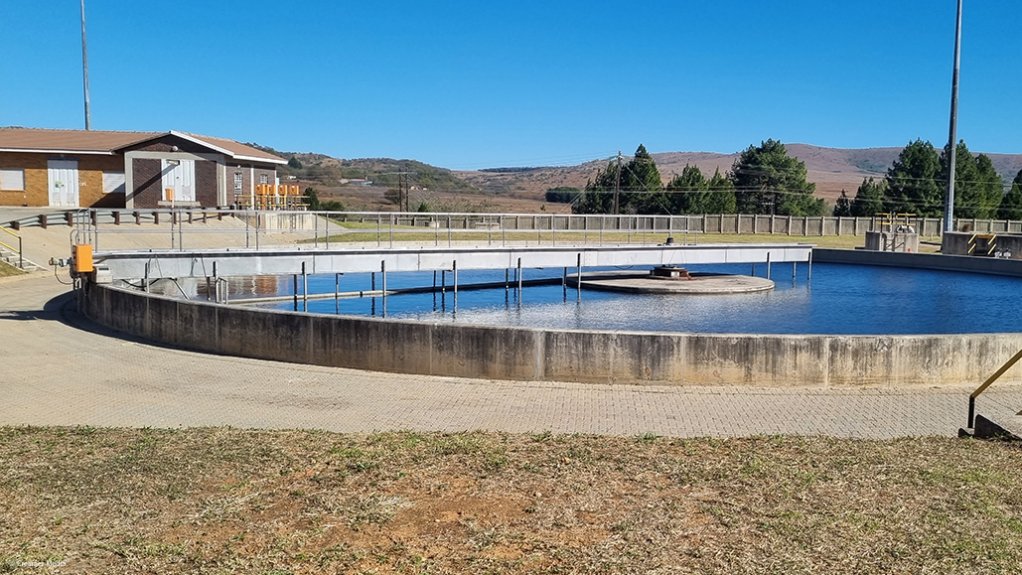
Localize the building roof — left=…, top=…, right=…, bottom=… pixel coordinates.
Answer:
left=0, top=127, right=286, bottom=164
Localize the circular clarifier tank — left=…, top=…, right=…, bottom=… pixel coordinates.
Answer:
left=212, top=261, right=1022, bottom=336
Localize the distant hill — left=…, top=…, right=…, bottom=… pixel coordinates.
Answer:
left=249, top=143, right=1022, bottom=211
left=278, top=152, right=478, bottom=194
left=458, top=144, right=1022, bottom=203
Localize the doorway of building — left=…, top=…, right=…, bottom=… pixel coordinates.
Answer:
left=47, top=159, right=80, bottom=207
left=161, top=159, right=196, bottom=203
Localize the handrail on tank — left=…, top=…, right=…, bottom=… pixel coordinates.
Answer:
left=968, top=347, right=1022, bottom=428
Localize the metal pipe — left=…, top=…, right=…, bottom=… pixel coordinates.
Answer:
left=517, top=257, right=523, bottom=293
left=381, top=260, right=386, bottom=317
left=292, top=274, right=298, bottom=311
left=766, top=253, right=771, bottom=280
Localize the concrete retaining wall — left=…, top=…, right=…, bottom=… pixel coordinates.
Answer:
left=814, top=248, right=1022, bottom=277
left=84, top=276, right=1022, bottom=387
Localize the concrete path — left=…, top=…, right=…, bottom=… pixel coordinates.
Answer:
left=2, top=272, right=1021, bottom=438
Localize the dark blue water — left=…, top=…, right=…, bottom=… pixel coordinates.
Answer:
left=238, top=263, right=1022, bottom=335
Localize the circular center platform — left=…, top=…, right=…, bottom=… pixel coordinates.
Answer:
left=568, top=271, right=774, bottom=294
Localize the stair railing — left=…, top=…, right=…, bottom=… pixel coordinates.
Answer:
left=968, top=348, right=1022, bottom=428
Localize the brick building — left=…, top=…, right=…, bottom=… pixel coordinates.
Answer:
left=0, top=128, right=286, bottom=209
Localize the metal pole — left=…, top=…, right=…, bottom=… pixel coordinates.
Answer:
left=504, top=268, right=509, bottom=292
left=808, top=251, right=814, bottom=282
left=766, top=253, right=771, bottom=280
left=292, top=274, right=298, bottom=311
left=302, top=262, right=308, bottom=312
left=80, top=0, right=91, bottom=130
left=381, top=261, right=386, bottom=317
left=452, top=260, right=458, bottom=307
left=576, top=253, right=583, bottom=301
left=517, top=257, right=523, bottom=293
left=943, top=0, right=963, bottom=234
left=792, top=261, right=797, bottom=282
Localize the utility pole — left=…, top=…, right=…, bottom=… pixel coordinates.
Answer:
left=80, top=0, right=91, bottom=130
left=613, top=150, right=622, bottom=214
left=943, top=0, right=963, bottom=233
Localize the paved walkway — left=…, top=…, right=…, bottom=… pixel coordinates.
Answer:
left=2, top=272, right=1020, bottom=438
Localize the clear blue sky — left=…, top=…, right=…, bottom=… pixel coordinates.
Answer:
left=2, top=1, right=1020, bottom=169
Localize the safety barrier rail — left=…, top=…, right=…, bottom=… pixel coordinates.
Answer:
left=0, top=225, right=23, bottom=269
left=967, top=348, right=1022, bottom=428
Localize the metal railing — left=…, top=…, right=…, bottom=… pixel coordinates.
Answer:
left=967, top=348, right=1022, bottom=428
left=0, top=225, right=23, bottom=269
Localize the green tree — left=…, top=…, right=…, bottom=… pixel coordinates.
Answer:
left=665, top=165, right=706, bottom=214
left=287, top=156, right=303, bottom=169
left=704, top=168, right=737, bottom=214
left=574, top=145, right=664, bottom=214
left=730, top=139, right=819, bottom=215
left=940, top=142, right=1002, bottom=219
left=850, top=177, right=886, bottom=217
left=997, top=169, right=1022, bottom=220
left=304, top=187, right=320, bottom=210
left=545, top=187, right=582, bottom=203
left=574, top=163, right=618, bottom=214
left=620, top=144, right=666, bottom=213
left=833, top=190, right=852, bottom=217
left=885, top=139, right=941, bottom=216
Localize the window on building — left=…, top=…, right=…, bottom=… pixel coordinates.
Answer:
left=0, top=168, right=25, bottom=191
left=233, top=172, right=243, bottom=195
left=102, top=171, right=125, bottom=194
left=259, top=174, right=269, bottom=185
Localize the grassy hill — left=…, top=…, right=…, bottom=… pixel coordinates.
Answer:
left=248, top=142, right=1022, bottom=212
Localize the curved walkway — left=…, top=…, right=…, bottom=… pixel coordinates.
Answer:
left=2, top=272, right=1020, bottom=438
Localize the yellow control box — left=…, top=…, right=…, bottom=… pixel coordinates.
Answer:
left=73, top=244, right=94, bottom=274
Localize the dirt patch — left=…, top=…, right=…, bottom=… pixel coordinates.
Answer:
left=2, top=428, right=1022, bottom=574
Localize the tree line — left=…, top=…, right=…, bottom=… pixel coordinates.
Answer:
left=833, top=139, right=1022, bottom=220
left=570, top=140, right=825, bottom=216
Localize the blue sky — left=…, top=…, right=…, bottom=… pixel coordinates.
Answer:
left=2, top=1, right=1020, bottom=169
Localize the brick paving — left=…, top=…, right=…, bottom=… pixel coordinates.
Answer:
left=2, top=272, right=1020, bottom=438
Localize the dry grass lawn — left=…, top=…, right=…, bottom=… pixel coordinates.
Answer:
left=0, top=260, right=24, bottom=277
left=3, top=428, right=1022, bottom=574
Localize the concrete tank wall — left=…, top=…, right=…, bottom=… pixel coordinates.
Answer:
left=83, top=280, right=1022, bottom=387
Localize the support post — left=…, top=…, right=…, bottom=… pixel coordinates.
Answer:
left=301, top=261, right=308, bottom=312
left=381, top=260, right=387, bottom=316
left=576, top=253, right=583, bottom=301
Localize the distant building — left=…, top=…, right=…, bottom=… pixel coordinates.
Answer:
left=0, top=127, right=286, bottom=209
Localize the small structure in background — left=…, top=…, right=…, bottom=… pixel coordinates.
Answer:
left=865, top=213, right=919, bottom=253
left=0, top=127, right=286, bottom=209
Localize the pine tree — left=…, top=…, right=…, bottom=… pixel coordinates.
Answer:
left=851, top=177, right=886, bottom=216
left=885, top=140, right=941, bottom=216
left=665, top=164, right=706, bottom=214
left=621, top=144, right=667, bottom=214
left=997, top=169, right=1022, bottom=220
left=704, top=168, right=737, bottom=214
left=730, top=139, right=818, bottom=215
left=833, top=190, right=852, bottom=217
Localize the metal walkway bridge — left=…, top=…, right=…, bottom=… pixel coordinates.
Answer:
left=90, top=243, right=814, bottom=281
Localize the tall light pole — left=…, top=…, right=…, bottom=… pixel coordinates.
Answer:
left=943, top=0, right=963, bottom=233
left=80, top=0, right=92, bottom=130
